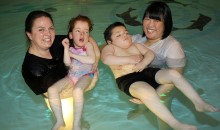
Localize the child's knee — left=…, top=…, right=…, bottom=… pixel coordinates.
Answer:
left=130, top=83, right=156, bottom=99
left=73, top=87, right=83, bottom=96
left=47, top=86, right=58, bottom=93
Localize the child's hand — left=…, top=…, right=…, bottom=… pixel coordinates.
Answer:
left=62, top=38, right=70, bottom=48
left=85, top=71, right=98, bottom=91
left=130, top=54, right=143, bottom=64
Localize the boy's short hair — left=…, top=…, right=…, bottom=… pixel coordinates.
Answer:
left=104, top=22, right=126, bottom=44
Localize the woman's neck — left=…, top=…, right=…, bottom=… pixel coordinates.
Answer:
left=29, top=44, right=52, bottom=59
left=145, top=38, right=161, bottom=47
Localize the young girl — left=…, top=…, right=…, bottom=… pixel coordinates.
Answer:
left=101, top=22, right=219, bottom=130
left=61, top=15, right=99, bottom=130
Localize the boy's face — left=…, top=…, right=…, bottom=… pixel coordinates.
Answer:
left=109, top=26, right=132, bottom=49
left=69, top=20, right=90, bottom=48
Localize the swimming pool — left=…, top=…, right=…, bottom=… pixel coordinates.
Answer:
left=0, top=0, right=220, bottom=130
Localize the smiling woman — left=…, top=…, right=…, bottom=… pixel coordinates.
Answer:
left=22, top=10, right=73, bottom=130
left=22, top=10, right=67, bottom=96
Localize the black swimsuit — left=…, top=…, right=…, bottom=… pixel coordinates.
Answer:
left=22, top=35, right=68, bottom=95
left=116, top=67, right=160, bottom=97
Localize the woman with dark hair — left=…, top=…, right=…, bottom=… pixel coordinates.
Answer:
left=130, top=1, right=187, bottom=129
left=132, top=1, right=186, bottom=97
left=22, top=10, right=99, bottom=130
left=130, top=0, right=186, bottom=111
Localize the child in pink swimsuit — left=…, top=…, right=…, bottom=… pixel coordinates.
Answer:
left=68, top=45, right=94, bottom=84
left=62, top=15, right=98, bottom=130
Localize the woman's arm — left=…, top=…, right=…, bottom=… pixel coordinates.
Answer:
left=89, top=37, right=100, bottom=71
left=166, top=37, right=186, bottom=72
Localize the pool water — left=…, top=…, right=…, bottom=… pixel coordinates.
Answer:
left=0, top=0, right=220, bottom=130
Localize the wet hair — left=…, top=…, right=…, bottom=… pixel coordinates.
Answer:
left=142, top=1, right=173, bottom=39
left=104, top=22, right=126, bottom=44
left=68, top=15, right=93, bottom=34
left=25, top=10, right=53, bottom=33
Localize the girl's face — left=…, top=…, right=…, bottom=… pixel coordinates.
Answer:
left=143, top=17, right=164, bottom=41
left=109, top=26, right=132, bottom=49
left=69, top=20, right=90, bottom=48
left=26, top=16, right=55, bottom=50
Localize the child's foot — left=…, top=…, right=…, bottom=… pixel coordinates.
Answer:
left=73, top=126, right=81, bottom=130
left=82, top=120, right=90, bottom=129
left=52, top=121, right=65, bottom=130
left=172, top=122, right=198, bottom=130
left=195, top=101, right=219, bottom=112
left=73, top=121, right=81, bottom=130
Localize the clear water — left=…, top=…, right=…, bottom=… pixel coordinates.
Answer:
left=0, top=0, right=220, bottom=130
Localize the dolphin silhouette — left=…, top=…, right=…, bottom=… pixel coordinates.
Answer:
left=173, top=14, right=211, bottom=31
left=116, top=7, right=142, bottom=26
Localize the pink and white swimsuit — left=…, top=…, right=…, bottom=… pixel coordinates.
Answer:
left=68, top=46, right=94, bottom=84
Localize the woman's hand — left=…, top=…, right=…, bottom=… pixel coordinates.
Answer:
left=91, top=62, right=98, bottom=72
left=85, top=70, right=99, bottom=91
left=129, top=98, right=143, bottom=104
